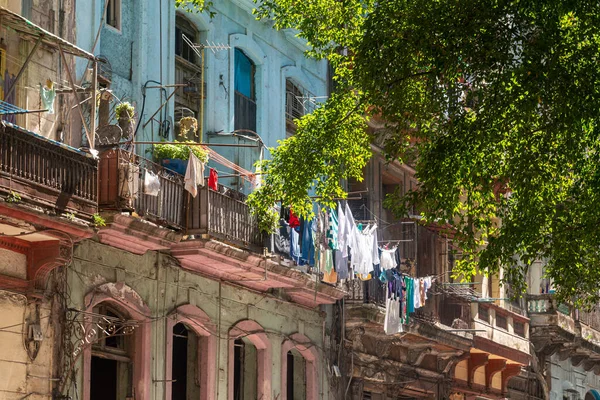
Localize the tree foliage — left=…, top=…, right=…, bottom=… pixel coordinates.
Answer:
left=184, top=0, right=600, bottom=306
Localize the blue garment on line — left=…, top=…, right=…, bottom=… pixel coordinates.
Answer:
left=334, top=250, right=348, bottom=279
left=290, top=226, right=301, bottom=264
left=301, top=218, right=315, bottom=266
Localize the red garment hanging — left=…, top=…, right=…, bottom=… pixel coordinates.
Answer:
left=208, top=168, right=218, bottom=191
left=289, top=209, right=300, bottom=229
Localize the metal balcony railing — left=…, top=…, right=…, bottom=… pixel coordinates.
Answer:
left=0, top=122, right=98, bottom=217
left=98, top=149, right=186, bottom=228
left=187, top=185, right=264, bottom=250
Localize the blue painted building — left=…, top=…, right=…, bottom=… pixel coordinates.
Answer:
left=76, top=0, right=328, bottom=190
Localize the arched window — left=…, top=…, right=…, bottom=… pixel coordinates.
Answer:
left=165, top=305, right=216, bottom=400
left=286, top=349, right=306, bottom=400
left=83, top=283, right=152, bottom=400
left=90, top=305, right=134, bottom=400
left=281, top=334, right=319, bottom=400
left=234, top=48, right=257, bottom=133
left=233, top=337, right=258, bottom=400
left=171, top=323, right=200, bottom=400
left=228, top=320, right=271, bottom=400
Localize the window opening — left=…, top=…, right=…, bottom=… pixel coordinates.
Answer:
left=90, top=305, right=132, bottom=400
left=171, top=323, right=201, bottom=400
left=105, top=0, right=121, bottom=30
left=233, top=337, right=257, bottom=400
left=175, top=16, right=198, bottom=64
left=234, top=48, right=256, bottom=133
left=478, top=305, right=489, bottom=323
left=286, top=349, right=306, bottom=400
left=175, top=15, right=204, bottom=141
left=285, top=79, right=315, bottom=136
left=496, top=313, right=508, bottom=330
left=514, top=320, right=525, bottom=337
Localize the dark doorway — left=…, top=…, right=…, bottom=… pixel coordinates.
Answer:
left=90, top=356, right=117, bottom=400
left=172, top=323, right=189, bottom=400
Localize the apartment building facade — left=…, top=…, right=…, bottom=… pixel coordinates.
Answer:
left=3, top=0, right=600, bottom=399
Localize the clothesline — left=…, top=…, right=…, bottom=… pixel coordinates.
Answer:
left=384, top=274, right=434, bottom=335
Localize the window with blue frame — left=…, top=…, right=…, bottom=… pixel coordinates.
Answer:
left=234, top=48, right=256, bottom=133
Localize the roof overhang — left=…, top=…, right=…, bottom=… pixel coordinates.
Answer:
left=0, top=6, right=96, bottom=60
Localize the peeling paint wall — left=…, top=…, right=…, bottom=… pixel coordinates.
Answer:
left=187, top=0, right=328, bottom=192
left=549, top=354, right=600, bottom=400
left=75, top=0, right=176, bottom=152
left=0, top=251, right=56, bottom=400
left=0, top=0, right=78, bottom=142
left=74, top=0, right=327, bottom=191
left=68, top=239, right=334, bottom=400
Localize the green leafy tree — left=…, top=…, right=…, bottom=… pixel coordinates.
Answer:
left=183, top=0, right=600, bottom=306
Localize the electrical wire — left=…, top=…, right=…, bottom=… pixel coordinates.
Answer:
left=67, top=259, right=328, bottom=348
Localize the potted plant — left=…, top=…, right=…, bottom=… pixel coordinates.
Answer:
left=115, top=102, right=135, bottom=138
left=153, top=141, right=209, bottom=175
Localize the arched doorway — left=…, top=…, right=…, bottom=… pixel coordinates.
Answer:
left=585, top=389, right=600, bottom=400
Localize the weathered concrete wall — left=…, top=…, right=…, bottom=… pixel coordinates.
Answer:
left=191, top=1, right=328, bottom=192
left=68, top=239, right=333, bottom=399
left=75, top=0, right=328, bottom=191
left=0, top=0, right=78, bottom=142
left=0, top=248, right=56, bottom=400
left=549, top=353, right=600, bottom=400
left=75, top=0, right=176, bottom=150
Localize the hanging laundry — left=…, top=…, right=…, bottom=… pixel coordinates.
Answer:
left=413, top=277, right=422, bottom=309
left=352, top=224, right=378, bottom=276
left=184, top=150, right=205, bottom=197
left=337, top=202, right=346, bottom=251
left=40, top=80, right=56, bottom=114
left=323, top=267, right=337, bottom=284
left=371, top=225, right=380, bottom=266
left=324, top=249, right=333, bottom=273
left=288, top=209, right=300, bottom=229
left=290, top=226, right=301, bottom=264
left=334, top=249, right=348, bottom=280
left=208, top=168, right=218, bottom=191
left=401, top=277, right=407, bottom=323
left=358, top=273, right=372, bottom=281
left=327, top=207, right=338, bottom=250
left=384, top=292, right=403, bottom=335
left=406, top=276, right=414, bottom=316
left=300, top=217, right=315, bottom=266
left=143, top=169, right=160, bottom=196
left=379, top=246, right=398, bottom=270
left=275, top=217, right=291, bottom=255
left=419, top=278, right=426, bottom=305
left=344, top=202, right=358, bottom=259
left=280, top=207, right=290, bottom=223
left=424, top=276, right=432, bottom=300
left=321, top=248, right=335, bottom=283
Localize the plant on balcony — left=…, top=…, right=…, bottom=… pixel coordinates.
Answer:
left=153, top=141, right=209, bottom=175
left=5, top=191, right=21, bottom=203
left=115, top=102, right=135, bottom=138
left=93, top=213, right=107, bottom=228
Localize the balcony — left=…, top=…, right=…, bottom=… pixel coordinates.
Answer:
left=187, top=185, right=263, bottom=250
left=527, top=294, right=600, bottom=366
left=0, top=122, right=98, bottom=218
left=343, top=278, right=473, bottom=398
left=97, top=148, right=263, bottom=252
left=98, top=149, right=186, bottom=229
left=345, top=279, right=530, bottom=396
